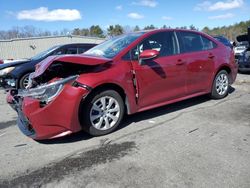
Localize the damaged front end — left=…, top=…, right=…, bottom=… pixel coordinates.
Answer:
left=30, top=54, right=111, bottom=87
left=7, top=55, right=111, bottom=139
left=0, top=67, right=17, bottom=89
left=19, top=75, right=79, bottom=104
left=7, top=75, right=80, bottom=139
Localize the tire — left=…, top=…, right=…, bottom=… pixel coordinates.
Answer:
left=210, top=70, right=229, bottom=99
left=19, top=73, right=31, bottom=89
left=80, top=90, right=124, bottom=136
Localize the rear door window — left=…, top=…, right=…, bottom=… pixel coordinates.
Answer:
left=201, top=36, right=217, bottom=50
left=178, top=31, right=216, bottom=53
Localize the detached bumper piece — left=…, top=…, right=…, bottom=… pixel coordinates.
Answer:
left=7, top=93, right=36, bottom=138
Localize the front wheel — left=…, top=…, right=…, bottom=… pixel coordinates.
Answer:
left=19, top=73, right=31, bottom=89
left=210, top=70, right=229, bottom=99
left=80, top=90, right=124, bottom=136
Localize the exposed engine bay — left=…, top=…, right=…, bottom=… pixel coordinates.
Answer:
left=31, top=61, right=100, bottom=87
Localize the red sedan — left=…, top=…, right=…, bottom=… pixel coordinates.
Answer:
left=8, top=29, right=237, bottom=140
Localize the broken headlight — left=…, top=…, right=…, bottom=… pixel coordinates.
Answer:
left=18, top=75, right=78, bottom=103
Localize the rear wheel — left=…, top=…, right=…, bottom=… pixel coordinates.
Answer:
left=210, top=70, right=229, bottom=99
left=19, top=73, right=31, bottom=89
left=80, top=90, right=124, bottom=136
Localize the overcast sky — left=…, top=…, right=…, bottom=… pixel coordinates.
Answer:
left=0, top=0, right=249, bottom=31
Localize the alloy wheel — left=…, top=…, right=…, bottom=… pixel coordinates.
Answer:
left=22, top=75, right=30, bottom=89
left=90, top=96, right=120, bottom=131
left=215, top=73, right=229, bottom=96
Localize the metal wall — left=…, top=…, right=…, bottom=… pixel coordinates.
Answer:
left=0, top=35, right=104, bottom=59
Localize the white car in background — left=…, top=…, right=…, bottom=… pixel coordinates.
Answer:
left=234, top=41, right=249, bottom=60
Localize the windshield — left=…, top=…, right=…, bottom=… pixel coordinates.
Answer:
left=84, top=32, right=145, bottom=58
left=31, top=45, right=59, bottom=61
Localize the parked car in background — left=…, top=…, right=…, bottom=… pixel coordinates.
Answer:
left=236, top=29, right=250, bottom=72
left=213, top=35, right=234, bottom=49
left=3, top=59, right=29, bottom=64
left=7, top=29, right=237, bottom=140
left=0, top=43, right=96, bottom=89
left=234, top=41, right=249, bottom=60
left=0, top=59, right=3, bottom=64
left=237, top=49, right=250, bottom=72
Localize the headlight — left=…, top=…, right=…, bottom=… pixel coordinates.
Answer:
left=18, top=75, right=78, bottom=103
left=0, top=67, right=15, bottom=76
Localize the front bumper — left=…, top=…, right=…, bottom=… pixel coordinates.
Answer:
left=7, top=84, right=90, bottom=140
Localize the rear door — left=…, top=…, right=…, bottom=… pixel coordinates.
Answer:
left=177, top=31, right=216, bottom=95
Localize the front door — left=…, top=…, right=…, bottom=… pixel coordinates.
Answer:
left=130, top=31, right=187, bottom=109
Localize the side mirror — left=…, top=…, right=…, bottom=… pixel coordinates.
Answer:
left=139, top=50, right=159, bottom=65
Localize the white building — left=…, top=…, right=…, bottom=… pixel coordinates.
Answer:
left=0, top=35, right=104, bottom=60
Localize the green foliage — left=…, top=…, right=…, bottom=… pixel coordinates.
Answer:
left=72, top=26, right=104, bottom=38
left=1, top=20, right=249, bottom=40
left=134, top=25, right=140, bottom=32
left=144, top=25, right=157, bottom=30
left=89, top=25, right=104, bottom=37
left=189, top=24, right=198, bottom=31
left=202, top=19, right=250, bottom=41
left=107, top=25, right=124, bottom=36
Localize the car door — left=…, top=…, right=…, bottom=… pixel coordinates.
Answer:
left=177, top=31, right=216, bottom=95
left=130, top=31, right=186, bottom=109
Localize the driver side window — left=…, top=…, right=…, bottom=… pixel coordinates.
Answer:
left=131, top=31, right=178, bottom=60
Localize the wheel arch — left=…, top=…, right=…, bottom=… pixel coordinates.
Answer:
left=81, top=83, right=131, bottom=115
left=216, top=65, right=233, bottom=84
left=209, top=65, right=232, bottom=93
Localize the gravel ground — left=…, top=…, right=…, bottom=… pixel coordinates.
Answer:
left=0, top=73, right=249, bottom=188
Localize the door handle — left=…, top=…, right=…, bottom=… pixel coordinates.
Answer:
left=176, top=59, right=185, bottom=65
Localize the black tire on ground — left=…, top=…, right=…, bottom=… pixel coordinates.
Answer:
left=79, top=89, right=124, bottom=136
left=19, top=73, right=31, bottom=89
left=210, top=70, right=229, bottom=99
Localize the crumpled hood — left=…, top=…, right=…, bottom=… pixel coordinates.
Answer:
left=0, top=59, right=30, bottom=70
left=33, top=54, right=112, bottom=78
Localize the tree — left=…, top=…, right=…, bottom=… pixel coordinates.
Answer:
left=179, top=26, right=187, bottom=29
left=162, top=25, right=167, bottom=29
left=89, top=25, right=104, bottom=37
left=134, top=25, right=140, bottom=31
left=107, top=25, right=124, bottom=36
left=81, top=28, right=90, bottom=36
left=189, top=24, right=198, bottom=31
left=202, top=26, right=210, bottom=34
left=201, top=19, right=250, bottom=40
left=72, top=28, right=81, bottom=35
left=144, top=24, right=157, bottom=30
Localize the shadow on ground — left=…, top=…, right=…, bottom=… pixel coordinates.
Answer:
left=38, top=87, right=236, bottom=144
